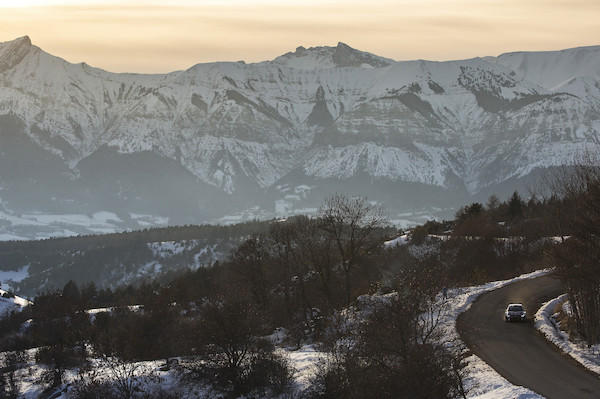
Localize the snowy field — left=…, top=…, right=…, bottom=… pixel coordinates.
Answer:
left=0, top=210, right=169, bottom=241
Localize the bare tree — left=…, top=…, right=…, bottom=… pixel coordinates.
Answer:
left=0, top=351, right=21, bottom=399
left=268, top=218, right=313, bottom=327
left=70, top=357, right=157, bottom=399
left=193, top=296, right=291, bottom=396
left=195, top=296, right=269, bottom=381
left=229, top=235, right=272, bottom=307
left=105, top=357, right=154, bottom=399
left=296, top=216, right=338, bottom=307
left=546, top=151, right=600, bottom=345
left=318, top=194, right=387, bottom=305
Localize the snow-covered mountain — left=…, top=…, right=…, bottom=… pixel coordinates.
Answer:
left=1, top=36, right=599, bottom=237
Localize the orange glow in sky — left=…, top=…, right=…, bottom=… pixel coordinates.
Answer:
left=1, top=0, right=599, bottom=73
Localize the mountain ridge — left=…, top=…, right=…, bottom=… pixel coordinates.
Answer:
left=1, top=36, right=599, bottom=238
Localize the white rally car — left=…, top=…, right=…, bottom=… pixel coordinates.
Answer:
left=505, top=303, right=527, bottom=322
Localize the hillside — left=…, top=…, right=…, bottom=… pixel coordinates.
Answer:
left=0, top=221, right=272, bottom=297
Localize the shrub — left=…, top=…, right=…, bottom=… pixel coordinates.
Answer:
left=311, top=292, right=466, bottom=399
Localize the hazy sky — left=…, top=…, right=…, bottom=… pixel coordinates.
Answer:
left=1, top=0, right=599, bottom=73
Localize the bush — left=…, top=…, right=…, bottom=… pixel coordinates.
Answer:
left=188, top=296, right=293, bottom=397
left=243, top=344, right=293, bottom=396
left=311, top=292, right=466, bottom=399
left=36, top=344, right=87, bottom=388
left=69, top=358, right=175, bottom=399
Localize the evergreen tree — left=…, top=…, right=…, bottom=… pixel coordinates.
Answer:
left=508, top=191, right=524, bottom=219
left=62, top=280, right=81, bottom=303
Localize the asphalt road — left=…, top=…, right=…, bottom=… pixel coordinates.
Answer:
left=456, top=274, right=600, bottom=399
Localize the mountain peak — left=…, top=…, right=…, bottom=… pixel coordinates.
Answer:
left=0, top=36, right=33, bottom=72
left=332, top=41, right=393, bottom=68
left=11, top=35, right=31, bottom=47
left=267, top=42, right=394, bottom=69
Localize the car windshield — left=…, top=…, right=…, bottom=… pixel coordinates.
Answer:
left=509, top=305, right=523, bottom=311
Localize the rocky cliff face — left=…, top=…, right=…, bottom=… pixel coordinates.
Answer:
left=1, top=36, right=599, bottom=236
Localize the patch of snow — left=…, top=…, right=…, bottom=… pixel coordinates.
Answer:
left=209, top=206, right=273, bottom=225
left=149, top=240, right=194, bottom=258
left=13, top=357, right=184, bottom=399
left=383, top=234, right=408, bottom=247
left=287, top=344, right=322, bottom=392
left=130, top=213, right=169, bottom=226
left=91, top=211, right=122, bottom=223
left=0, top=288, right=31, bottom=319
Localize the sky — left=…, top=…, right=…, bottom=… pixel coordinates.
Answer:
left=1, top=0, right=599, bottom=73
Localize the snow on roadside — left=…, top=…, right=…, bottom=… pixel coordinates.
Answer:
left=460, top=357, right=545, bottom=399
left=437, top=269, right=552, bottom=399
left=535, top=294, right=600, bottom=376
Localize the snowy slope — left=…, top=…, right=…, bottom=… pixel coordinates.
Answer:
left=492, top=46, right=600, bottom=91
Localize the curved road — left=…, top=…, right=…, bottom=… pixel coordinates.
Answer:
left=456, top=274, right=600, bottom=399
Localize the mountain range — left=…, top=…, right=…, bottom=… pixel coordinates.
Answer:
left=1, top=36, right=600, bottom=238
